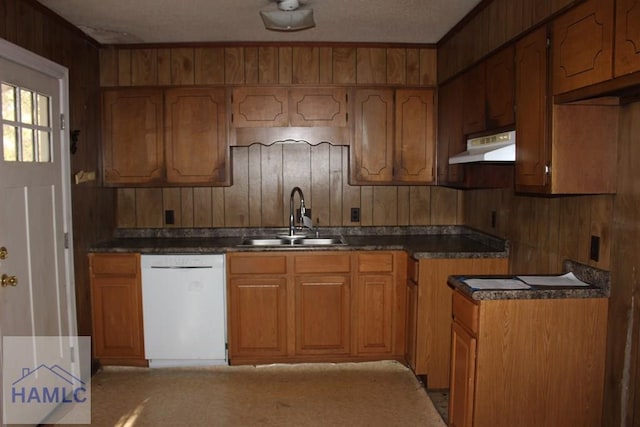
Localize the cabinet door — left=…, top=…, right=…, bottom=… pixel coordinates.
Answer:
left=91, top=276, right=145, bottom=360
left=351, top=88, right=394, bottom=183
left=449, top=321, right=477, bottom=427
left=485, top=45, right=515, bottom=129
left=231, top=87, right=289, bottom=127
left=356, top=274, right=394, bottom=354
left=515, top=26, right=550, bottom=191
left=461, top=64, right=486, bottom=135
left=165, top=87, right=229, bottom=185
left=614, top=0, right=640, bottom=76
left=289, top=87, right=348, bottom=127
left=295, top=275, right=350, bottom=355
left=394, top=89, right=436, bottom=183
left=437, top=78, right=465, bottom=185
left=228, top=277, right=288, bottom=358
left=102, top=88, right=164, bottom=185
left=552, top=0, right=614, bottom=94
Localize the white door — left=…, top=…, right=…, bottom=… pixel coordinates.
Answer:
left=0, top=41, right=77, bottom=425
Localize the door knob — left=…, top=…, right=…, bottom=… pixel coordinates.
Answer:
left=0, top=247, right=6, bottom=260
left=1, top=274, right=18, bottom=287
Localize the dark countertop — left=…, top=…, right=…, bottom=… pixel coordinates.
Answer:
left=89, top=226, right=509, bottom=259
left=448, top=259, right=610, bottom=300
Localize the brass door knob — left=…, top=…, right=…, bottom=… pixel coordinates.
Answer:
left=1, top=274, right=18, bottom=287
left=0, top=247, right=6, bottom=260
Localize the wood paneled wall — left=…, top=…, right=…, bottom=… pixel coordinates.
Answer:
left=100, top=45, right=437, bottom=87
left=102, top=44, right=446, bottom=228
left=0, top=0, right=114, bottom=341
left=117, top=144, right=463, bottom=228
left=437, top=0, right=578, bottom=82
left=463, top=188, right=613, bottom=272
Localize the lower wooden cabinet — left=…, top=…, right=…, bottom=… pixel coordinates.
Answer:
left=295, top=275, right=350, bottom=355
left=355, top=252, right=406, bottom=355
left=407, top=257, right=508, bottom=388
left=89, top=253, right=146, bottom=366
left=449, top=290, right=608, bottom=427
left=226, top=251, right=406, bottom=364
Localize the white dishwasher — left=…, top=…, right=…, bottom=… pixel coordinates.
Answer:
left=141, top=254, right=227, bottom=367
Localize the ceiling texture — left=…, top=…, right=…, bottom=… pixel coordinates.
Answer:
left=36, top=0, right=482, bottom=45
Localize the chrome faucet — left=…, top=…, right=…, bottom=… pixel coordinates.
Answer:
left=289, top=186, right=312, bottom=236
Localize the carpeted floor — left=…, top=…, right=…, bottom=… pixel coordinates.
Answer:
left=51, top=360, right=446, bottom=427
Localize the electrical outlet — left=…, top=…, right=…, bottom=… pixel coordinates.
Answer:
left=590, top=235, right=600, bottom=262
left=350, top=207, right=360, bottom=222
left=165, top=210, right=175, bottom=225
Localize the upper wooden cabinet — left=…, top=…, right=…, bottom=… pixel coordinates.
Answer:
left=516, top=26, right=619, bottom=194
left=351, top=88, right=395, bottom=183
left=614, top=0, right=640, bottom=76
left=231, top=87, right=348, bottom=128
left=485, top=45, right=515, bottom=129
left=461, top=64, right=486, bottom=135
left=394, top=89, right=436, bottom=183
left=102, top=87, right=230, bottom=186
left=102, top=88, right=165, bottom=185
left=351, top=88, right=435, bottom=185
left=165, top=87, right=229, bottom=185
left=436, top=78, right=465, bottom=186
left=460, top=45, right=515, bottom=137
left=552, top=0, right=615, bottom=95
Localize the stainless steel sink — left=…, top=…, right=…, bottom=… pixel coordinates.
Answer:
left=240, top=236, right=346, bottom=247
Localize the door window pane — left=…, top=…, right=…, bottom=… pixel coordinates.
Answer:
left=37, top=130, right=50, bottom=162
left=1, top=82, right=52, bottom=163
left=21, top=128, right=34, bottom=162
left=36, top=93, right=49, bottom=126
left=2, top=84, right=16, bottom=122
left=20, top=89, right=34, bottom=125
left=3, top=124, right=17, bottom=161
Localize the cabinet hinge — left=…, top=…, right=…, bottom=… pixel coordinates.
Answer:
left=64, top=232, right=69, bottom=249
left=546, top=37, right=551, bottom=49
left=230, top=113, right=234, bottom=123
left=60, top=114, right=66, bottom=130
left=545, top=164, right=551, bottom=175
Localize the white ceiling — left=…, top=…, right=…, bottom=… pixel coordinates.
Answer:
left=36, top=0, right=482, bottom=45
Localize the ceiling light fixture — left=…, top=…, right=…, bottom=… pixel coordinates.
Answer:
left=260, top=0, right=315, bottom=32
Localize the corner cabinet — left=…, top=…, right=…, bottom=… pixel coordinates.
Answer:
left=351, top=88, right=435, bottom=185
left=102, top=87, right=230, bottom=186
left=449, top=290, right=608, bottom=426
left=406, top=257, right=508, bottom=389
left=515, top=26, right=619, bottom=194
left=89, top=253, right=146, bottom=366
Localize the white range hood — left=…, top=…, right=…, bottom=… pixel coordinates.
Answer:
left=448, top=130, right=516, bottom=164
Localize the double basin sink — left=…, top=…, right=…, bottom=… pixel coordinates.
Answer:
left=240, top=234, right=346, bottom=247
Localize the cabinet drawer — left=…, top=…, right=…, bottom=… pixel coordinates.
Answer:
left=228, top=255, right=287, bottom=275
left=293, top=253, right=351, bottom=273
left=358, top=253, right=394, bottom=273
left=407, top=257, right=419, bottom=283
left=90, top=253, right=139, bottom=276
left=452, top=291, right=479, bottom=335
